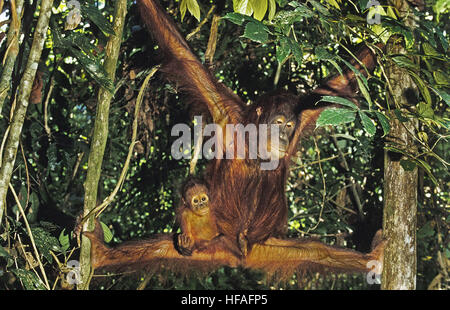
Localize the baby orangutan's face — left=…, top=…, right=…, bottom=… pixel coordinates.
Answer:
left=186, top=184, right=209, bottom=214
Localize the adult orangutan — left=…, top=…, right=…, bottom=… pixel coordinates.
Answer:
left=84, top=0, right=385, bottom=279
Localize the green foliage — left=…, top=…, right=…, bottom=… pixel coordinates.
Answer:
left=0, top=0, right=448, bottom=290
left=180, top=0, right=201, bottom=22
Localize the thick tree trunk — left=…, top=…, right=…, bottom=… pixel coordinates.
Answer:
left=0, top=0, right=53, bottom=225
left=78, top=0, right=128, bottom=290
left=382, top=0, right=418, bottom=290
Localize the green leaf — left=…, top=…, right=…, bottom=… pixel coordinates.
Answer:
left=416, top=158, right=438, bottom=185
left=433, top=71, right=450, bottom=86
left=180, top=0, right=187, bottom=21
left=338, top=57, right=369, bottom=89
left=276, top=37, right=290, bottom=63
left=80, top=5, right=114, bottom=36
left=268, top=0, right=277, bottom=20
left=250, top=0, right=268, bottom=21
left=59, top=229, right=70, bottom=252
left=31, top=227, right=61, bottom=263
left=409, top=71, right=432, bottom=105
left=374, top=111, right=390, bottom=136
left=234, top=0, right=254, bottom=15
left=186, top=0, right=201, bottom=22
left=356, top=76, right=373, bottom=109
left=316, top=108, right=356, bottom=128
left=223, top=12, right=255, bottom=26
left=100, top=222, right=113, bottom=243
left=391, top=55, right=419, bottom=71
left=422, top=42, right=440, bottom=56
left=400, top=159, right=416, bottom=171
left=359, top=111, right=376, bottom=136
left=417, top=101, right=435, bottom=119
left=319, top=96, right=358, bottom=110
left=382, top=17, right=414, bottom=48
left=309, top=0, right=330, bottom=15
left=288, top=38, right=302, bottom=66
left=418, top=221, right=435, bottom=238
left=315, top=46, right=333, bottom=60
left=436, top=27, right=448, bottom=51
left=11, top=269, right=46, bottom=290
left=70, top=48, right=114, bottom=93
left=241, top=21, right=269, bottom=43
left=327, top=59, right=343, bottom=76
left=394, top=109, right=409, bottom=122
left=431, top=88, right=450, bottom=107
left=0, top=245, right=11, bottom=259
left=326, top=0, right=340, bottom=9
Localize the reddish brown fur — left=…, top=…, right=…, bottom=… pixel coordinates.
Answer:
left=175, top=180, right=220, bottom=255
left=83, top=0, right=385, bottom=280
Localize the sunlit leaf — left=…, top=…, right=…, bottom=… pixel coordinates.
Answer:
left=186, top=0, right=201, bottom=22
left=234, top=0, right=253, bottom=15
left=250, top=0, right=268, bottom=21
left=326, top=0, right=340, bottom=10
left=100, top=221, right=113, bottom=243
left=180, top=0, right=187, bottom=22
left=268, top=0, right=277, bottom=20
left=433, top=71, right=450, bottom=86
left=422, top=42, right=440, bottom=56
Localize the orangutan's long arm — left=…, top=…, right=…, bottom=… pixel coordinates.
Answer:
left=84, top=221, right=240, bottom=272
left=286, top=44, right=383, bottom=159
left=138, top=0, right=244, bottom=126
left=245, top=235, right=385, bottom=277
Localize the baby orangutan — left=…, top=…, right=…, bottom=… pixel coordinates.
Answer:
left=175, top=178, right=220, bottom=256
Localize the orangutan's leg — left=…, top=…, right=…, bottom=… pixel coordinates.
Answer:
left=245, top=233, right=385, bottom=274
left=84, top=222, right=240, bottom=271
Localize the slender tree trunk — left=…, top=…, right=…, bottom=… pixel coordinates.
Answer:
left=0, top=0, right=53, bottom=226
left=0, top=0, right=25, bottom=114
left=78, top=0, right=128, bottom=290
left=382, top=0, right=418, bottom=290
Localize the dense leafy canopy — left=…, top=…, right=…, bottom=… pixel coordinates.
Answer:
left=0, top=0, right=448, bottom=290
